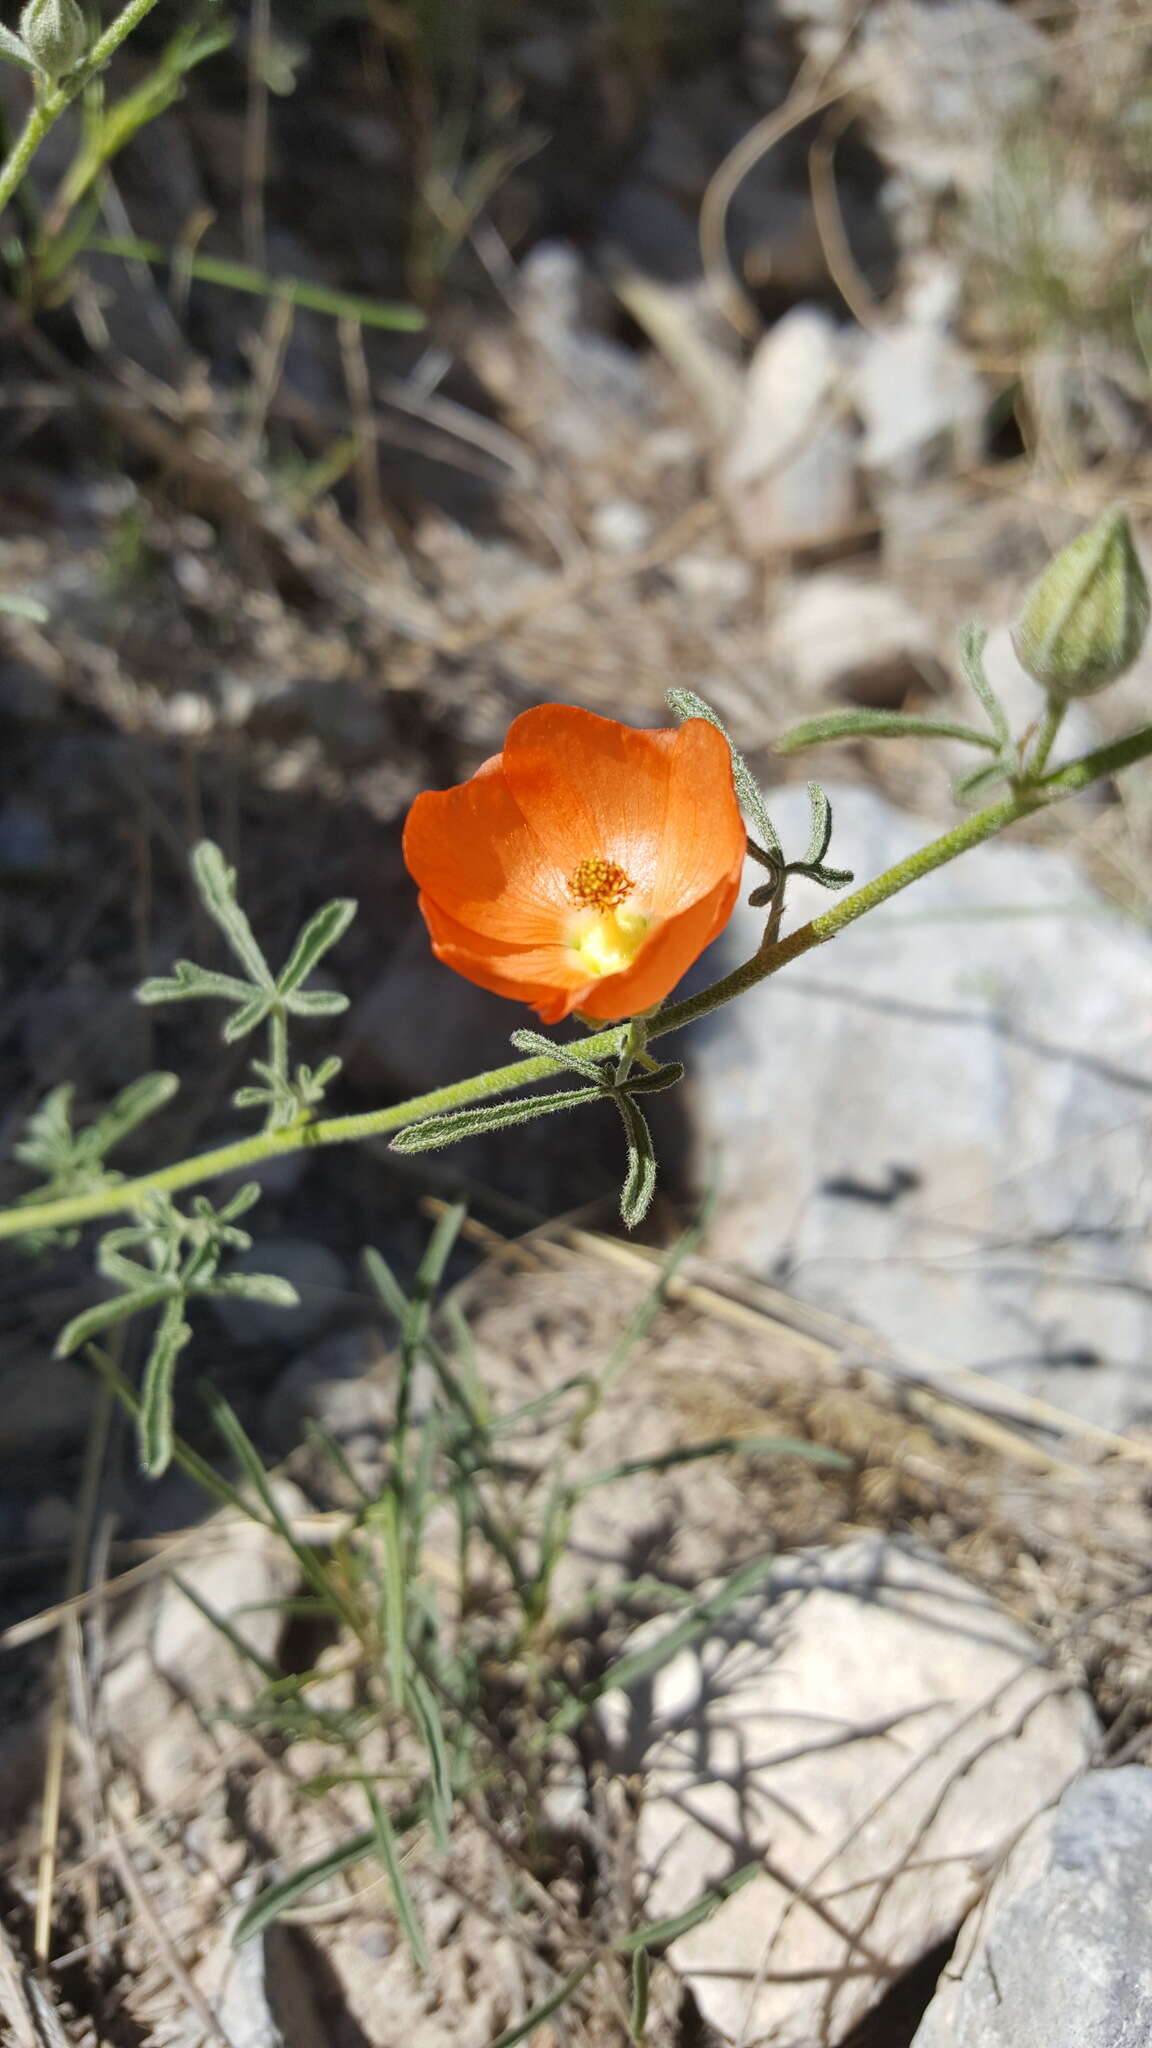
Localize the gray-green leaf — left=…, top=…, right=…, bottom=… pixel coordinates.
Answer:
left=390, top=1085, right=599, bottom=1154
left=774, top=709, right=1000, bottom=755
left=191, top=841, right=274, bottom=988
left=276, top=898, right=357, bottom=994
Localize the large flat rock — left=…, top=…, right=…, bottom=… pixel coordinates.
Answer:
left=600, top=1537, right=1096, bottom=2047
left=912, top=1767, right=1152, bottom=2047
left=683, top=785, right=1152, bottom=1432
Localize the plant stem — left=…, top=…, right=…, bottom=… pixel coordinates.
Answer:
left=1028, top=699, right=1066, bottom=779
left=0, top=0, right=163, bottom=217
left=2, top=721, right=1150, bottom=1244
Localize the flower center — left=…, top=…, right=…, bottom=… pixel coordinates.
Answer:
left=566, top=855, right=648, bottom=978
left=566, top=854, right=635, bottom=910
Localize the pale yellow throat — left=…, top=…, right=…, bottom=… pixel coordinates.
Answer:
left=564, top=854, right=649, bottom=978
left=570, top=905, right=649, bottom=978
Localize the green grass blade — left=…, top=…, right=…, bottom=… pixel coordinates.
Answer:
left=487, top=1963, right=595, bottom=2048
left=613, top=1861, right=760, bottom=1953
left=366, top=1787, right=429, bottom=1971
left=85, top=236, right=425, bottom=330
left=575, top=1433, right=850, bottom=1492
left=233, top=1828, right=382, bottom=1944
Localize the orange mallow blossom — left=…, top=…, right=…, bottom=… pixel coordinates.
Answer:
left=403, top=704, right=746, bottom=1024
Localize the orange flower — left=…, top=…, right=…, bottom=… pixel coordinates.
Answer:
left=403, top=705, right=746, bottom=1024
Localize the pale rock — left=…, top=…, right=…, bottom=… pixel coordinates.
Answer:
left=589, top=498, right=653, bottom=555
left=600, top=1536, right=1097, bottom=2047
left=261, top=1323, right=395, bottom=1460
left=685, top=784, right=1152, bottom=1431
left=851, top=314, right=986, bottom=484
left=101, top=1483, right=308, bottom=1798
left=912, top=1768, right=1152, bottom=2047
left=768, top=574, right=943, bottom=705
left=855, top=0, right=1055, bottom=201
left=721, top=307, right=857, bottom=553
left=209, top=1238, right=348, bottom=1347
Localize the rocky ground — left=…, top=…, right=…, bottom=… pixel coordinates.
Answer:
left=2, top=0, right=1152, bottom=2043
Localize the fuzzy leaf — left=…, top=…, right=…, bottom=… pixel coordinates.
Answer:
left=667, top=688, right=783, bottom=857
left=222, top=990, right=277, bottom=1042
left=79, top=1071, right=179, bottom=1161
left=954, top=758, right=1014, bottom=803
left=282, top=987, right=350, bottom=1017
left=390, top=1086, right=599, bottom=1154
left=138, top=1296, right=192, bottom=1475
left=959, top=621, right=1012, bottom=747
left=616, top=1093, right=657, bottom=1228
left=56, top=1283, right=175, bottom=1355
left=191, top=841, right=274, bottom=987
left=137, top=960, right=255, bottom=1007
left=614, top=1861, right=760, bottom=1954
left=0, top=21, right=35, bottom=69
left=774, top=709, right=1001, bottom=755
left=206, top=1272, right=300, bottom=1308
left=803, top=781, right=833, bottom=867
left=509, top=1027, right=605, bottom=1080
left=12, top=1084, right=76, bottom=1174
left=216, top=1183, right=263, bottom=1223
left=276, top=897, right=357, bottom=993
left=622, top=1060, right=685, bottom=1094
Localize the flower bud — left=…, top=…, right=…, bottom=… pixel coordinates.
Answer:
left=19, top=0, right=87, bottom=81
left=1012, top=511, right=1150, bottom=699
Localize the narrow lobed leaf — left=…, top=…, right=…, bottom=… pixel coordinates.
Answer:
left=191, top=841, right=274, bottom=987
left=623, top=1060, right=685, bottom=1095
left=136, top=960, right=255, bottom=1007
left=959, top=620, right=1012, bottom=748
left=206, top=1272, right=300, bottom=1308
left=616, top=1093, right=658, bottom=1229
left=138, top=1296, right=192, bottom=1476
left=774, top=709, right=1001, bottom=755
left=276, top=897, right=357, bottom=994
left=80, top=1071, right=180, bottom=1161
left=389, top=1086, right=600, bottom=1154
left=803, top=781, right=834, bottom=867
left=56, top=1283, right=175, bottom=1356
left=222, top=991, right=277, bottom=1043
left=282, top=987, right=350, bottom=1018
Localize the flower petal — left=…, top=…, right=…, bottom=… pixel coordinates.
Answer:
left=501, top=704, right=680, bottom=892
left=403, top=756, right=567, bottom=942
left=418, top=894, right=594, bottom=1023
left=573, top=865, right=743, bottom=1019
left=649, top=717, right=747, bottom=916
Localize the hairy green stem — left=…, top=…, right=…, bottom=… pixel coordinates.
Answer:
left=2, top=722, right=1150, bottom=1244
left=0, top=0, right=163, bottom=217
left=1028, top=699, right=1066, bottom=780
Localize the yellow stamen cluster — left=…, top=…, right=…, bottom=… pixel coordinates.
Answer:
left=566, top=855, right=635, bottom=911
left=565, top=855, right=647, bottom=977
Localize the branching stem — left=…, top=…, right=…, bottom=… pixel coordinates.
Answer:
left=2, top=721, right=1150, bottom=1244
left=0, top=0, right=163, bottom=217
